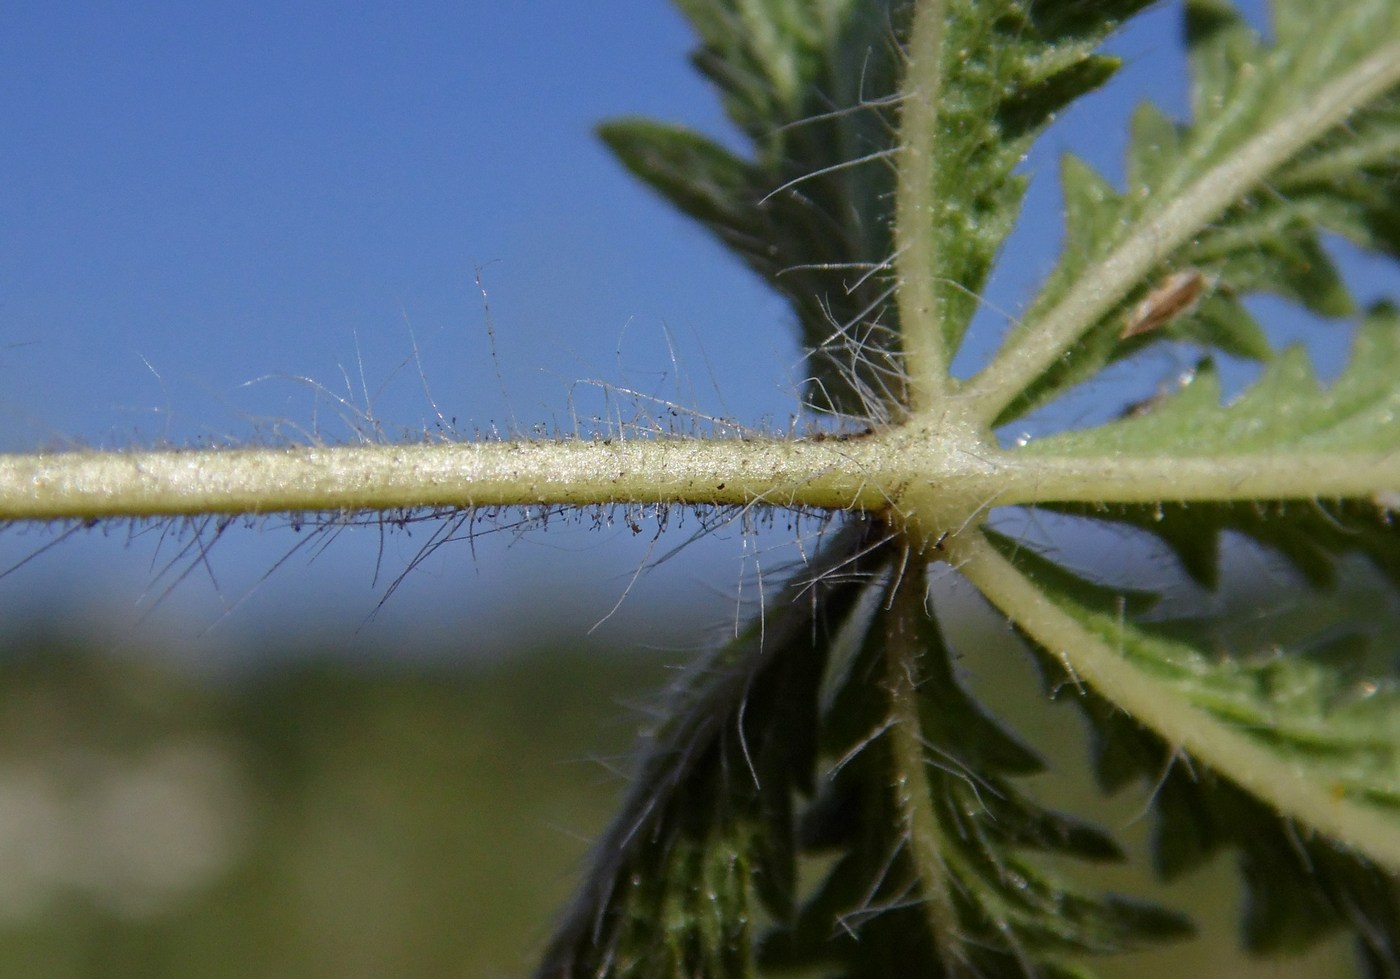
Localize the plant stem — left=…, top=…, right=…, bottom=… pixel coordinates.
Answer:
left=987, top=449, right=1400, bottom=505
left=961, top=43, right=1400, bottom=424
left=893, top=0, right=951, bottom=413
left=882, top=555, right=962, bottom=971
left=3, top=428, right=1396, bottom=524
left=0, top=437, right=897, bottom=520
left=950, top=530, right=1400, bottom=873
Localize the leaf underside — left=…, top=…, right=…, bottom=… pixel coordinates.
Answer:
left=535, top=522, right=888, bottom=978
left=601, top=0, right=1150, bottom=417
left=546, top=0, right=1400, bottom=975
left=994, top=0, right=1400, bottom=426
left=991, top=532, right=1400, bottom=966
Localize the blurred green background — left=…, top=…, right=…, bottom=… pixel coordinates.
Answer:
left=0, top=633, right=667, bottom=978
left=0, top=612, right=1356, bottom=978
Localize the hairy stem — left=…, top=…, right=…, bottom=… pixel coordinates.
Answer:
left=882, top=555, right=963, bottom=970
left=893, top=0, right=951, bottom=413
left=987, top=449, right=1400, bottom=506
left=0, top=438, right=901, bottom=520
left=3, top=428, right=1396, bottom=525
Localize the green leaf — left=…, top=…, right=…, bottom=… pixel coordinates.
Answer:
left=1082, top=706, right=1400, bottom=964
left=894, top=0, right=1152, bottom=375
left=533, top=522, right=891, bottom=979
left=564, top=1, right=1400, bottom=975
left=1048, top=496, right=1400, bottom=592
left=990, top=533, right=1400, bottom=964
left=988, top=0, right=1400, bottom=425
left=1272, top=96, right=1400, bottom=257
left=761, top=560, right=1190, bottom=977
left=989, top=304, right=1400, bottom=615
left=1020, top=303, right=1400, bottom=458
left=601, top=1, right=909, bottom=416
left=603, top=0, right=1147, bottom=415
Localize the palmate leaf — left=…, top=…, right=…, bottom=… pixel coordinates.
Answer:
left=1049, top=494, right=1400, bottom=593
left=547, top=0, right=1400, bottom=976
left=761, top=561, right=1190, bottom=978
left=1021, top=303, right=1400, bottom=458
left=993, top=0, right=1400, bottom=426
left=534, top=522, right=892, bottom=979
left=600, top=0, right=1148, bottom=415
left=985, top=534, right=1400, bottom=969
left=1023, top=304, right=1400, bottom=588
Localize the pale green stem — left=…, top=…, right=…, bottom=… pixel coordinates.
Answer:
left=893, top=0, right=950, bottom=413
left=893, top=437, right=1400, bottom=546
left=950, top=530, right=1400, bottom=873
left=961, top=43, right=1400, bottom=425
left=987, top=449, right=1400, bottom=506
left=3, top=428, right=1397, bottom=525
left=882, top=556, right=962, bottom=970
left=0, top=437, right=899, bottom=520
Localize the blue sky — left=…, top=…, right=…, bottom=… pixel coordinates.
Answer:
left=1, top=3, right=782, bottom=449
left=0, top=3, right=813, bottom=663
left=0, top=2, right=1362, bottom=666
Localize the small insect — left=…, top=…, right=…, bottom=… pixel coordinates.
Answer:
left=1120, top=268, right=1211, bottom=339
